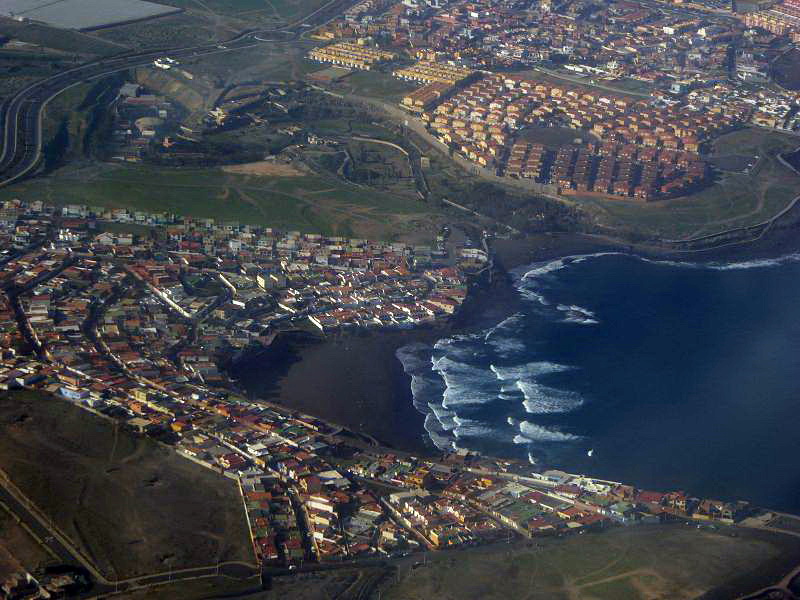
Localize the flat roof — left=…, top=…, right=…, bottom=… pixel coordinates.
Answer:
left=1, top=0, right=181, bottom=30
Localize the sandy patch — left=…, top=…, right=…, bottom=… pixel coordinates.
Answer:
left=222, top=161, right=303, bottom=177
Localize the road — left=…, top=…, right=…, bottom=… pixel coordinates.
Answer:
left=0, top=483, right=84, bottom=569
left=0, top=0, right=354, bottom=189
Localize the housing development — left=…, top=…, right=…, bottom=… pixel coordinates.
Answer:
left=307, top=0, right=800, bottom=202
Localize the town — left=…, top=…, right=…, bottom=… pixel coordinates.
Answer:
left=2, top=0, right=800, bottom=593
left=307, top=0, right=800, bottom=201
left=0, top=197, right=754, bottom=584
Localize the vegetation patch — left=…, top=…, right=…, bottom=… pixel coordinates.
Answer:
left=0, top=163, right=436, bottom=239
left=378, top=525, right=800, bottom=600
left=575, top=128, right=800, bottom=240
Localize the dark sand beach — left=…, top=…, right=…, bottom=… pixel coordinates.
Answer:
left=231, top=329, right=436, bottom=452
left=228, top=232, right=628, bottom=454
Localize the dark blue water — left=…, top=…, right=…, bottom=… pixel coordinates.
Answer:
left=397, top=253, right=800, bottom=513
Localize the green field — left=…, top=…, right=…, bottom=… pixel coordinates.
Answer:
left=577, top=128, right=800, bottom=240
left=519, top=125, right=593, bottom=149
left=379, top=525, right=800, bottom=600
left=0, top=163, right=435, bottom=239
left=339, top=69, right=419, bottom=103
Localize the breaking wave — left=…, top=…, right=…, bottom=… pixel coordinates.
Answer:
left=453, top=416, right=497, bottom=439
left=517, top=381, right=584, bottom=414
left=401, top=250, right=800, bottom=459
left=514, top=251, right=800, bottom=282
left=490, top=362, right=572, bottom=381
left=557, top=304, right=599, bottom=325
left=516, top=420, right=581, bottom=443
left=433, top=356, right=499, bottom=408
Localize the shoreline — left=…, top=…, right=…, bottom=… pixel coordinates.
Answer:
left=227, top=226, right=800, bottom=458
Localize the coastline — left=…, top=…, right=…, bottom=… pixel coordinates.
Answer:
left=230, top=328, right=438, bottom=454
left=225, top=224, right=800, bottom=503
left=227, top=250, right=531, bottom=454
left=228, top=225, right=800, bottom=461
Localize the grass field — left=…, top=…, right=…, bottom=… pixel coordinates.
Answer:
left=338, top=69, right=419, bottom=103
left=0, top=162, right=436, bottom=239
left=510, top=68, right=646, bottom=99
left=183, top=43, right=320, bottom=88
left=93, top=12, right=228, bottom=49
left=379, top=525, right=800, bottom=600
left=519, top=125, right=593, bottom=149
left=577, top=128, right=800, bottom=240
left=153, top=0, right=332, bottom=25
left=773, top=48, right=800, bottom=91
left=0, top=391, right=252, bottom=579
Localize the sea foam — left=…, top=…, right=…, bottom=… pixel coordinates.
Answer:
left=490, top=362, right=572, bottom=381
left=517, top=381, right=584, bottom=414
left=517, top=420, right=580, bottom=442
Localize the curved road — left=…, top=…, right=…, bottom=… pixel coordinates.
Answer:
left=0, top=0, right=352, bottom=189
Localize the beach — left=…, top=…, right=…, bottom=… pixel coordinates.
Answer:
left=231, top=329, right=437, bottom=452
left=230, top=227, right=800, bottom=512
left=226, top=230, right=643, bottom=460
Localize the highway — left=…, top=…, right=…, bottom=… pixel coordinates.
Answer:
left=0, top=0, right=352, bottom=189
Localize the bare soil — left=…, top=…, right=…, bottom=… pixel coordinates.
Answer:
left=222, top=161, right=305, bottom=177
left=0, top=391, right=253, bottom=579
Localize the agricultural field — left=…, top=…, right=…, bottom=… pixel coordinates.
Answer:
left=575, top=127, right=800, bottom=240
left=378, top=525, right=800, bottom=600
left=151, top=0, right=334, bottom=26
left=0, top=391, right=252, bottom=580
left=0, top=19, right=125, bottom=56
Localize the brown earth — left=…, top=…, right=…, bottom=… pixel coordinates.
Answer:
left=0, top=391, right=253, bottom=580
left=222, top=161, right=305, bottom=177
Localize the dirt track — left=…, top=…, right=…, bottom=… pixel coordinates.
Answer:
left=222, top=160, right=303, bottom=177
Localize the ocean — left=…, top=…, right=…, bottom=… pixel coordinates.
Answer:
left=397, top=252, right=800, bottom=513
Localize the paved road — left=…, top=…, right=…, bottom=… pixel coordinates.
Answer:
left=0, top=0, right=352, bottom=189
